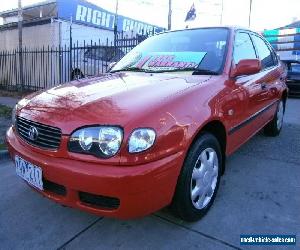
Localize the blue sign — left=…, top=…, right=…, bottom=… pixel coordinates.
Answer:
left=57, top=0, right=165, bottom=35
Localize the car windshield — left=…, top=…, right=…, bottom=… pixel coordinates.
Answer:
left=111, top=28, right=229, bottom=74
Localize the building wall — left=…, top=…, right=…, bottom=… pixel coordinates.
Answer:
left=3, top=16, right=18, bottom=25
left=60, top=20, right=114, bottom=47
left=263, top=28, right=300, bottom=61
left=0, top=19, right=118, bottom=52
left=0, top=22, right=60, bottom=51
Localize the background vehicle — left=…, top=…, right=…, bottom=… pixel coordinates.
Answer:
left=282, top=60, right=300, bottom=96
left=71, top=46, right=125, bottom=79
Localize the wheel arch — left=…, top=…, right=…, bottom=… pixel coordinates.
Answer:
left=190, top=119, right=227, bottom=174
left=281, top=89, right=288, bottom=111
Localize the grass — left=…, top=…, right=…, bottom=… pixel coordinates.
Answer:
left=0, top=143, right=6, bottom=150
left=0, top=104, right=12, bottom=118
left=0, top=90, right=34, bottom=98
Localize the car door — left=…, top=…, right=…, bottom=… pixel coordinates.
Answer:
left=250, top=34, right=281, bottom=122
left=229, top=32, right=268, bottom=142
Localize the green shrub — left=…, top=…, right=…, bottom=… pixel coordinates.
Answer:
left=0, top=104, right=12, bottom=118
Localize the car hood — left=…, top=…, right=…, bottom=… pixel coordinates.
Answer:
left=18, top=72, right=211, bottom=134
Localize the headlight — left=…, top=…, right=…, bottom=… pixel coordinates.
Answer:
left=68, top=126, right=123, bottom=158
left=128, top=128, right=156, bottom=153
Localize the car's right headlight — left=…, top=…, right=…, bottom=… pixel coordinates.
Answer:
left=68, top=126, right=123, bottom=158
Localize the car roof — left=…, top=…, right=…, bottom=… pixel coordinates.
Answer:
left=159, top=26, right=254, bottom=35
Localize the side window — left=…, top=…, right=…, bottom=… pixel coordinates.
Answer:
left=233, top=32, right=257, bottom=64
left=251, top=35, right=276, bottom=69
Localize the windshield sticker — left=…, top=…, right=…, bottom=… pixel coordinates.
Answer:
left=117, top=51, right=143, bottom=69
left=134, top=52, right=207, bottom=70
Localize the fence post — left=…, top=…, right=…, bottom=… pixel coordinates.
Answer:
left=69, top=17, right=73, bottom=81
left=18, top=47, right=24, bottom=92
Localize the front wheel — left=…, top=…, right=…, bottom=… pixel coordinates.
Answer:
left=171, top=133, right=222, bottom=222
left=264, top=100, right=285, bottom=137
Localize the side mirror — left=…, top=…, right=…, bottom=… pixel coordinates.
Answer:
left=231, top=59, right=261, bottom=78
left=108, top=62, right=117, bottom=71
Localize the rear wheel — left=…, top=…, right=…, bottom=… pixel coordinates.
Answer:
left=171, top=133, right=222, bottom=222
left=264, top=100, right=285, bottom=137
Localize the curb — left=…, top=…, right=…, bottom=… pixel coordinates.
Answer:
left=0, top=150, right=10, bottom=161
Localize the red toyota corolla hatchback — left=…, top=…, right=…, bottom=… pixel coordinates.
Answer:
left=6, top=27, right=287, bottom=221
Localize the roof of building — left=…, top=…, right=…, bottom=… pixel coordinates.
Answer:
left=282, top=21, right=300, bottom=29
left=0, top=0, right=56, bottom=17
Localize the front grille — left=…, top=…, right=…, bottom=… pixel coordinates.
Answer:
left=43, top=178, right=66, bottom=196
left=16, top=116, right=62, bottom=150
left=79, top=192, right=120, bottom=210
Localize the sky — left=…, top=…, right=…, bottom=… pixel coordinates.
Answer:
left=0, top=0, right=299, bottom=31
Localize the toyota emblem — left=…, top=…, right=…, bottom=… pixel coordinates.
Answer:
left=28, top=126, right=39, bottom=141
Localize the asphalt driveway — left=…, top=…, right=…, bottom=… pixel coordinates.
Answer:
left=0, top=99, right=299, bottom=250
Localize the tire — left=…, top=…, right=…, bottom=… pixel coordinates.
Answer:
left=171, top=132, right=222, bottom=222
left=264, top=100, right=285, bottom=137
left=71, top=69, right=84, bottom=80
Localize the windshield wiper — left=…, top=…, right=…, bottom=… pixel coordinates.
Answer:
left=110, top=67, right=219, bottom=75
left=110, top=67, right=156, bottom=73
left=192, top=69, right=219, bottom=75
left=156, top=68, right=219, bottom=75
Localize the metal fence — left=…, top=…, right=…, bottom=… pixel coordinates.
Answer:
left=0, top=34, right=146, bottom=92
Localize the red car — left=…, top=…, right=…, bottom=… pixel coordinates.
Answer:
left=6, top=27, right=287, bottom=221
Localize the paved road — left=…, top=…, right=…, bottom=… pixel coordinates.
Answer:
left=0, top=99, right=299, bottom=250
left=0, top=96, right=18, bottom=108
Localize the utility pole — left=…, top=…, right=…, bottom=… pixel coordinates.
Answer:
left=168, top=0, right=172, bottom=30
left=220, top=0, right=224, bottom=25
left=248, top=0, right=253, bottom=28
left=114, top=0, right=119, bottom=49
left=18, top=0, right=23, bottom=91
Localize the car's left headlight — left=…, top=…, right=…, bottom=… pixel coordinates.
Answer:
left=68, top=126, right=123, bottom=158
left=128, top=128, right=156, bottom=153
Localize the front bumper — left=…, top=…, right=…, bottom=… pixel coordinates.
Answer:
left=6, top=127, right=184, bottom=219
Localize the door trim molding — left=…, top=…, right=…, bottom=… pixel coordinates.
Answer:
left=228, top=100, right=278, bottom=135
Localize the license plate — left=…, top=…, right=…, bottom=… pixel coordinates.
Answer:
left=15, top=156, right=43, bottom=191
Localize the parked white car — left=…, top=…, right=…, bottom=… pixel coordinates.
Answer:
left=71, top=46, right=125, bottom=79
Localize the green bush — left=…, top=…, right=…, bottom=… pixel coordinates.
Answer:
left=0, top=104, right=12, bottom=118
